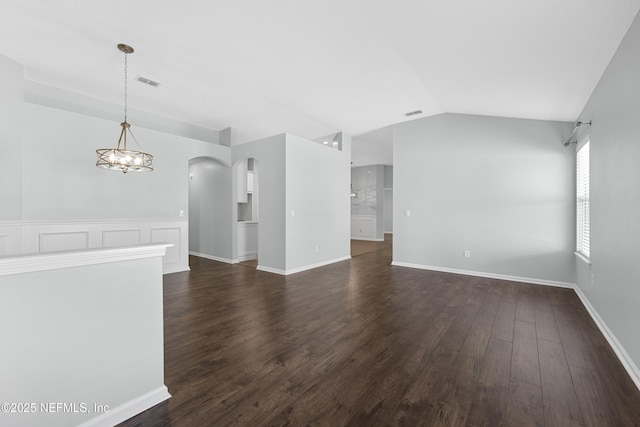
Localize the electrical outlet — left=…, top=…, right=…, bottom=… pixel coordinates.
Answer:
left=464, top=250, right=471, bottom=259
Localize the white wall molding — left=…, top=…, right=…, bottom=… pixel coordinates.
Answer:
left=0, top=219, right=189, bottom=274
left=77, top=386, right=170, bottom=427
left=237, top=252, right=257, bottom=262
left=258, top=256, right=351, bottom=276
left=0, top=244, right=170, bottom=276
left=256, top=265, right=286, bottom=275
left=573, top=286, right=640, bottom=392
left=391, top=261, right=575, bottom=288
left=284, top=256, right=351, bottom=275
left=189, top=251, right=234, bottom=265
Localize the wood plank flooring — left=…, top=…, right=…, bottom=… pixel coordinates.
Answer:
left=119, top=237, right=640, bottom=426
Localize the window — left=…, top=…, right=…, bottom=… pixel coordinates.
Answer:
left=576, top=139, right=590, bottom=259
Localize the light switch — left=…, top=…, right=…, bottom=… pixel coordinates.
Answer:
left=405, top=209, right=411, bottom=217
left=291, top=210, right=295, bottom=218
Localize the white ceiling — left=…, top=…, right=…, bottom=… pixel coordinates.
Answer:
left=1, top=0, right=638, bottom=164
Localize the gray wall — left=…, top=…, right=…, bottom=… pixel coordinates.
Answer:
left=0, top=54, right=23, bottom=220
left=232, top=135, right=287, bottom=271
left=0, top=53, right=230, bottom=224
left=189, top=157, right=233, bottom=260
left=0, top=63, right=230, bottom=223
left=20, top=102, right=229, bottom=221
left=575, top=11, right=640, bottom=372
left=383, top=165, right=393, bottom=189
left=286, top=134, right=351, bottom=271
left=384, top=165, right=393, bottom=233
left=233, top=133, right=351, bottom=273
left=24, top=80, right=219, bottom=144
left=393, top=113, right=575, bottom=285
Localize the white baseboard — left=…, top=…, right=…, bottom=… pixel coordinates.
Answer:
left=284, top=256, right=351, bottom=275
left=189, top=251, right=234, bottom=264
left=258, top=256, right=351, bottom=276
left=77, top=385, right=171, bottom=427
left=256, top=265, right=286, bottom=275
left=163, top=265, right=191, bottom=274
left=390, top=261, right=575, bottom=288
left=573, top=286, right=640, bottom=391
left=237, top=251, right=257, bottom=262
left=351, top=237, right=385, bottom=242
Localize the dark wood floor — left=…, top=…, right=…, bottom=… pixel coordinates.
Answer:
left=119, top=237, right=640, bottom=426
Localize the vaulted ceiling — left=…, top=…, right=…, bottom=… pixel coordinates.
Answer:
left=1, top=0, right=638, bottom=165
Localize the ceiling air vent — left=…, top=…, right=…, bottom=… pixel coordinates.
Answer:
left=136, top=75, right=161, bottom=87
left=405, top=110, right=423, bottom=117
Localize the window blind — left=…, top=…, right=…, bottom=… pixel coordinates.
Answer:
left=576, top=140, right=590, bottom=258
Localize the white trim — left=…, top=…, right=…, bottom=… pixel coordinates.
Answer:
left=189, top=251, right=235, bottom=264
left=0, top=244, right=171, bottom=276
left=77, top=386, right=171, bottom=427
left=351, top=237, right=385, bottom=242
left=163, top=264, right=191, bottom=274
left=0, top=218, right=189, bottom=275
left=573, top=286, right=640, bottom=392
left=258, top=256, right=351, bottom=276
left=390, top=261, right=575, bottom=288
left=284, top=256, right=351, bottom=275
left=0, top=218, right=188, bottom=226
left=256, top=265, right=286, bottom=275
left=574, top=251, right=592, bottom=265
left=237, top=251, right=257, bottom=262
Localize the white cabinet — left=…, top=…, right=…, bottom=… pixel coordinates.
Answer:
left=247, top=171, right=254, bottom=193
left=237, top=222, right=258, bottom=261
left=351, top=215, right=376, bottom=240
left=237, top=160, right=248, bottom=203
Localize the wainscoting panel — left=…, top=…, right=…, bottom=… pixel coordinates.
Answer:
left=0, top=219, right=188, bottom=274
left=103, top=229, right=142, bottom=248
left=39, top=231, right=89, bottom=252
left=151, top=227, right=182, bottom=267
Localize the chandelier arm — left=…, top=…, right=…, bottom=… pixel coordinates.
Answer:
left=115, top=122, right=127, bottom=151
left=126, top=126, right=147, bottom=152
left=122, top=122, right=128, bottom=151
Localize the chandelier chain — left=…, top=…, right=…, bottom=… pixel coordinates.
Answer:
left=123, top=50, right=128, bottom=122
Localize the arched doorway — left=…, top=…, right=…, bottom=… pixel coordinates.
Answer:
left=188, top=157, right=233, bottom=263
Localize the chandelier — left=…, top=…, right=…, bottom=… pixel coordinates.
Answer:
left=96, top=44, right=153, bottom=173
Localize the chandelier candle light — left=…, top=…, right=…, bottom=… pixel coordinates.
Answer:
left=96, top=44, right=153, bottom=173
